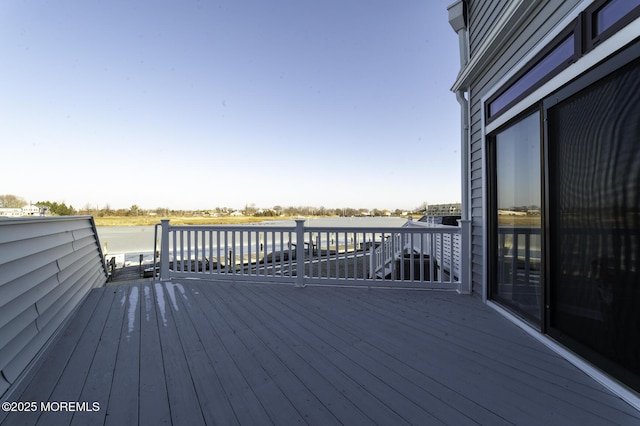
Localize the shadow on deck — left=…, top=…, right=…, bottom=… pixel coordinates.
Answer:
left=1, top=281, right=638, bottom=425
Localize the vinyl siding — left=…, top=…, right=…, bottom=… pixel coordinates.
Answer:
left=467, top=0, right=509, bottom=57
left=464, top=0, right=583, bottom=295
left=0, top=216, right=107, bottom=397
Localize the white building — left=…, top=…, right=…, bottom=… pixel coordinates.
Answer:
left=21, top=205, right=41, bottom=216
left=0, top=208, right=22, bottom=217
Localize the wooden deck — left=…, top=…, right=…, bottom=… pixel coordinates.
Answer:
left=1, top=281, right=638, bottom=425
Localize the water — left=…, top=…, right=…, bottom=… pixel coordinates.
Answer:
left=97, top=225, right=159, bottom=254
left=97, top=225, right=160, bottom=267
left=97, top=217, right=407, bottom=267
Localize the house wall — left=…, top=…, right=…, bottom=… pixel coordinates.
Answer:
left=452, top=0, right=640, bottom=401
left=467, top=0, right=509, bottom=57
left=463, top=0, right=582, bottom=295
left=0, top=217, right=108, bottom=398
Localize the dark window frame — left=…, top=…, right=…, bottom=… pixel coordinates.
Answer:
left=486, top=20, right=580, bottom=124
left=487, top=1, right=640, bottom=124
left=584, top=0, right=640, bottom=51
left=542, top=39, right=640, bottom=392
left=487, top=106, right=546, bottom=328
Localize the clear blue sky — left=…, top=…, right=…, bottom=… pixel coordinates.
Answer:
left=1, top=0, right=461, bottom=211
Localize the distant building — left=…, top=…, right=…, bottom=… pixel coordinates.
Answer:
left=421, top=203, right=461, bottom=216
left=0, top=208, right=22, bottom=217
left=0, top=205, right=44, bottom=217
left=22, top=205, right=41, bottom=216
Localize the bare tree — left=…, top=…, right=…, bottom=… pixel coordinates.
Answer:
left=0, top=194, right=26, bottom=208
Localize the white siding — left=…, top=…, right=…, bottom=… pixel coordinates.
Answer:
left=0, top=217, right=107, bottom=397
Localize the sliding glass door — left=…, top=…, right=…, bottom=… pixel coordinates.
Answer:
left=492, top=112, right=542, bottom=323
left=546, top=55, right=640, bottom=388
left=487, top=7, right=640, bottom=394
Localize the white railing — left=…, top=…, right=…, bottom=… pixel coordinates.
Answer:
left=497, top=226, right=542, bottom=288
left=155, top=219, right=469, bottom=291
left=371, top=232, right=403, bottom=279
left=401, top=218, right=462, bottom=280
left=436, top=231, right=462, bottom=280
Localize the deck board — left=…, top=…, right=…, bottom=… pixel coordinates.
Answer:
left=210, top=283, right=374, bottom=425
left=271, top=286, right=522, bottom=423
left=206, top=284, right=340, bottom=425
left=104, top=285, right=141, bottom=426
left=355, top=290, right=630, bottom=421
left=166, top=282, right=239, bottom=425
left=229, top=285, right=445, bottom=425
left=194, top=282, right=307, bottom=425
left=290, top=288, right=611, bottom=424
left=70, top=285, right=128, bottom=426
left=138, top=282, right=171, bottom=426
left=1, top=281, right=639, bottom=426
left=42, top=287, right=116, bottom=426
left=183, top=283, right=272, bottom=425
left=247, top=286, right=484, bottom=425
left=153, top=282, right=206, bottom=426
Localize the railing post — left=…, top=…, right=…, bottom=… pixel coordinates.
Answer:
left=160, top=219, right=170, bottom=281
left=295, top=219, right=306, bottom=287
left=458, top=219, right=472, bottom=294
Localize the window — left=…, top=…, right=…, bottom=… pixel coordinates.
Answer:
left=586, top=0, right=640, bottom=49
left=490, top=111, right=542, bottom=323
left=486, top=23, right=580, bottom=123
left=488, top=1, right=640, bottom=123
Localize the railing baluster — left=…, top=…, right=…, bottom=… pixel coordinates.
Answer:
left=172, top=229, right=177, bottom=274
left=232, top=231, right=236, bottom=276
left=511, top=230, right=518, bottom=286
left=247, top=231, right=252, bottom=276
left=351, top=232, right=356, bottom=280
left=187, top=230, right=192, bottom=272
left=524, top=232, right=531, bottom=285
left=437, top=231, right=442, bottom=283
left=342, top=231, right=347, bottom=279
left=399, top=230, right=405, bottom=282
left=208, top=230, right=213, bottom=274
left=287, top=230, right=293, bottom=277
left=193, top=230, right=196, bottom=271
left=294, top=219, right=305, bottom=287
left=271, top=231, right=276, bottom=278
left=178, top=230, right=184, bottom=273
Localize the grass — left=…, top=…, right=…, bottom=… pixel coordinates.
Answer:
left=497, top=215, right=541, bottom=227
left=93, top=215, right=315, bottom=227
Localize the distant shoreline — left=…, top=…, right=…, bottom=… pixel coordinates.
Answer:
left=93, top=215, right=311, bottom=227
left=93, top=214, right=409, bottom=227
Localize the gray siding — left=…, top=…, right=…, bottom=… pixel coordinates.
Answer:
left=467, top=0, right=509, bottom=57
left=0, top=216, right=107, bottom=398
left=464, top=0, right=582, bottom=295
